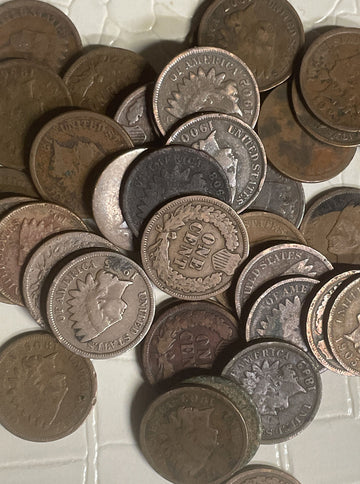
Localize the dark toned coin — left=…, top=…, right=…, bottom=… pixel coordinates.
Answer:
left=142, top=301, right=240, bottom=385
left=246, top=162, right=305, bottom=227
left=257, top=81, right=356, bottom=182
left=235, top=242, right=332, bottom=319
left=114, top=83, right=158, bottom=145
left=0, top=167, right=39, bottom=198
left=0, top=201, right=87, bottom=305
left=122, top=146, right=231, bottom=237
left=29, top=110, right=133, bottom=218
left=153, top=46, right=260, bottom=136
left=63, top=46, right=155, bottom=115
left=47, top=250, right=155, bottom=359
left=225, top=465, right=301, bottom=484
left=198, top=0, right=304, bottom=92
left=0, top=331, right=97, bottom=442
left=92, top=148, right=146, bottom=251
left=0, top=0, right=82, bottom=74
left=223, top=341, right=322, bottom=444
left=167, top=113, right=267, bottom=213
left=140, top=385, right=249, bottom=484
left=0, top=59, right=72, bottom=171
left=141, top=195, right=249, bottom=300
left=22, top=231, right=117, bottom=329
left=300, top=187, right=360, bottom=264
left=300, top=28, right=360, bottom=132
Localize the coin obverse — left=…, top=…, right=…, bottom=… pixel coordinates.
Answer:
left=0, top=331, right=97, bottom=442
left=224, top=465, right=301, bottom=484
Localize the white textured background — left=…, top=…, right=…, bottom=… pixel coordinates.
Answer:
left=0, top=1, right=360, bottom=483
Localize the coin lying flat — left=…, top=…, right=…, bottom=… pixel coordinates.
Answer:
left=0, top=167, right=39, bottom=198
left=153, top=46, right=260, bottom=135
left=47, top=250, right=155, bottom=359
left=141, top=195, right=249, bottom=300
left=198, top=0, right=304, bottom=92
left=0, top=331, right=97, bottom=442
left=225, top=465, right=301, bottom=484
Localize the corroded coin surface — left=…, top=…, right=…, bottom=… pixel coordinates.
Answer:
left=0, top=331, right=97, bottom=442
left=30, top=110, right=133, bottom=218
left=198, top=0, right=304, bottom=92
left=47, top=250, right=155, bottom=359
left=153, top=46, right=260, bottom=135
left=300, top=28, right=360, bottom=132
left=141, top=195, right=249, bottom=300
left=0, top=202, right=87, bottom=305
left=140, top=385, right=248, bottom=484
left=223, top=341, right=322, bottom=444
left=0, top=167, right=39, bottom=198
left=225, top=465, right=301, bottom=484
left=167, top=113, right=267, bottom=213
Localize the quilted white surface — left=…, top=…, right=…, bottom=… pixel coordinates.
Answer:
left=0, top=1, right=359, bottom=483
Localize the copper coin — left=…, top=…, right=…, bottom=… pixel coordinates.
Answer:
left=198, top=0, right=304, bottom=92
left=153, top=46, right=260, bottom=136
left=300, top=28, right=360, bottom=132
left=300, top=187, right=360, bottom=264
left=0, top=59, right=72, bottom=171
left=257, top=81, right=356, bottom=182
left=140, top=385, right=249, bottom=484
left=46, top=250, right=155, bottom=359
left=29, top=110, right=133, bottom=218
left=223, top=340, right=322, bottom=444
left=0, top=167, right=39, bottom=198
left=92, top=148, right=146, bottom=251
left=225, top=465, right=301, bottom=484
left=142, top=301, right=241, bottom=385
left=141, top=195, right=249, bottom=300
left=235, top=242, right=333, bottom=318
left=22, top=231, right=117, bottom=329
left=306, top=270, right=360, bottom=375
left=0, top=331, right=97, bottom=442
left=0, top=201, right=87, bottom=305
left=328, top=276, right=360, bottom=376
left=240, top=211, right=307, bottom=246
left=63, top=46, right=155, bottom=115
left=0, top=0, right=82, bottom=74
left=167, top=113, right=267, bottom=213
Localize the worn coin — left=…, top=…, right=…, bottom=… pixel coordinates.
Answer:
left=223, top=340, right=322, bottom=443
left=0, top=167, right=39, bottom=198
left=246, top=162, right=305, bottom=227
left=300, top=187, right=360, bottom=264
left=235, top=242, right=333, bottom=318
left=122, top=146, right=231, bottom=237
left=30, top=110, right=133, bottom=218
left=141, top=195, right=249, bottom=300
left=224, top=465, right=301, bottom=484
left=140, top=385, right=248, bottom=484
left=63, top=46, right=155, bottom=115
left=153, top=46, right=260, bottom=136
left=198, top=0, right=304, bottom=92
left=142, top=301, right=240, bottom=385
left=0, top=59, right=72, bottom=171
left=92, top=148, right=146, bottom=251
left=300, top=27, right=360, bottom=132
left=22, top=231, right=117, bottom=329
left=257, top=81, right=356, bottom=182
left=0, top=331, right=97, bottom=442
left=47, top=250, right=155, bottom=359
left=0, top=201, right=87, bottom=305
left=167, top=113, right=267, bottom=213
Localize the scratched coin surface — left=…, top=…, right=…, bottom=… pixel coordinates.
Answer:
left=141, top=195, right=249, bottom=300
left=257, top=81, right=356, bottom=182
left=0, top=202, right=87, bottom=305
left=0, top=167, right=39, bottom=198
left=153, top=46, right=260, bottom=136
left=30, top=110, right=133, bottom=218
left=142, top=300, right=240, bottom=385
left=47, top=250, right=155, bottom=359
left=223, top=340, right=322, bottom=443
left=0, top=331, right=97, bottom=442
left=225, top=465, right=301, bottom=484
left=198, top=0, right=304, bottom=92
left=300, top=27, right=360, bottom=132
left=167, top=113, right=267, bottom=213
left=22, top=231, right=116, bottom=329
left=140, top=385, right=248, bottom=484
